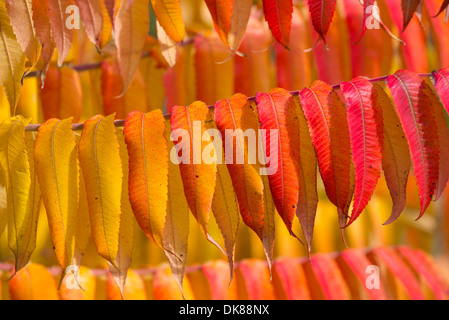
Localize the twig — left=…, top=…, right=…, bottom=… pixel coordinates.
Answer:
left=23, top=72, right=433, bottom=132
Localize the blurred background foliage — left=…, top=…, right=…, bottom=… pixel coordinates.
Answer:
left=0, top=0, right=448, bottom=281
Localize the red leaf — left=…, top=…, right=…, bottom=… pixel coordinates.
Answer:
left=341, top=77, right=383, bottom=226
left=307, top=253, right=350, bottom=300
left=339, top=249, right=387, bottom=300
left=371, top=247, right=424, bottom=299
left=262, top=0, right=293, bottom=48
left=308, top=0, right=337, bottom=44
left=433, top=68, right=449, bottom=115
left=272, top=257, right=310, bottom=300
left=396, top=246, right=449, bottom=300
left=255, top=88, right=301, bottom=240
left=386, top=69, right=439, bottom=218
left=299, top=81, right=353, bottom=229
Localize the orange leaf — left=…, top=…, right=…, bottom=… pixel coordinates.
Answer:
left=40, top=66, right=82, bottom=123
left=255, top=88, right=302, bottom=240
left=236, top=259, right=274, bottom=300
left=115, top=0, right=150, bottom=92
left=124, top=110, right=168, bottom=249
left=9, top=263, right=59, bottom=300
left=374, top=83, right=410, bottom=225
left=170, top=101, right=224, bottom=254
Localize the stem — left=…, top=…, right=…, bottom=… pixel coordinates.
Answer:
left=24, top=73, right=433, bottom=132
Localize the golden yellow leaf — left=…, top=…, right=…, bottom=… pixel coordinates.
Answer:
left=151, top=0, right=185, bottom=43
left=115, top=0, right=150, bottom=92
left=109, top=126, right=134, bottom=298
left=78, top=114, right=122, bottom=267
left=0, top=1, right=26, bottom=110
left=0, top=116, right=41, bottom=274
left=34, top=118, right=78, bottom=270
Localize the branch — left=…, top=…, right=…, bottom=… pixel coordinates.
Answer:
left=23, top=73, right=433, bottom=132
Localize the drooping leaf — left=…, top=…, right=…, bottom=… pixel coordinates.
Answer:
left=170, top=101, right=224, bottom=255
left=373, top=84, right=410, bottom=225
left=34, top=118, right=79, bottom=270
left=47, top=0, right=74, bottom=66
left=124, top=110, right=168, bottom=250
left=262, top=0, right=293, bottom=48
left=0, top=1, right=26, bottom=110
left=115, top=0, right=150, bottom=92
left=151, top=0, right=185, bottom=43
left=164, top=120, right=190, bottom=295
left=4, top=0, right=40, bottom=67
left=214, top=94, right=274, bottom=269
left=386, top=69, right=439, bottom=219
left=75, top=0, right=104, bottom=48
left=110, top=126, right=135, bottom=298
left=0, top=116, right=40, bottom=274
left=401, top=0, right=421, bottom=32
left=308, top=0, right=337, bottom=44
left=341, top=77, right=383, bottom=226
left=204, top=0, right=232, bottom=47
left=40, top=66, right=82, bottom=123
left=31, top=0, right=55, bottom=84
left=255, top=88, right=302, bottom=240
left=228, top=0, right=252, bottom=52
left=78, top=114, right=122, bottom=267
left=294, top=96, right=318, bottom=255
left=299, top=81, right=353, bottom=229
left=420, top=80, right=449, bottom=200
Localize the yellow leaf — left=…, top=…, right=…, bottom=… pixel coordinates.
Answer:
left=78, top=114, right=122, bottom=267
left=34, top=118, right=78, bottom=270
left=151, top=0, right=185, bottom=42
left=0, top=1, right=26, bottom=110
left=115, top=0, right=150, bottom=92
left=0, top=116, right=41, bottom=274
left=109, top=126, right=134, bottom=298
left=163, top=119, right=189, bottom=294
